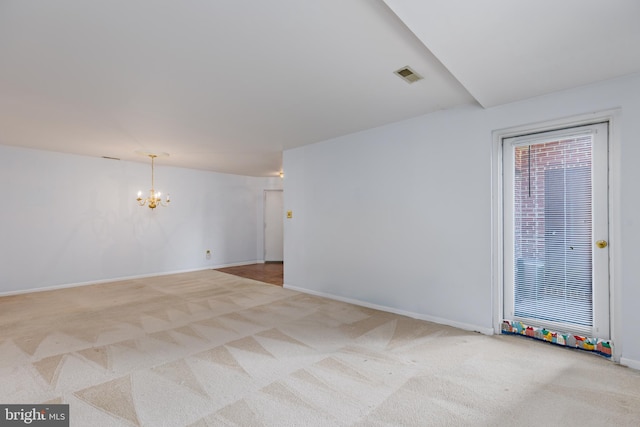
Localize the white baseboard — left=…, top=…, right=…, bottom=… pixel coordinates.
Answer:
left=283, top=284, right=495, bottom=336
left=620, top=357, right=640, bottom=371
left=0, top=260, right=263, bottom=297
left=215, top=260, right=264, bottom=268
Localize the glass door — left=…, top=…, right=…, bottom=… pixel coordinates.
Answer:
left=503, top=123, right=610, bottom=339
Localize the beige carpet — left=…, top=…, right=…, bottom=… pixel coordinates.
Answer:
left=1, top=270, right=639, bottom=426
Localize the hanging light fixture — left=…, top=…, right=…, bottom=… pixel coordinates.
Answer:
left=136, top=153, right=170, bottom=209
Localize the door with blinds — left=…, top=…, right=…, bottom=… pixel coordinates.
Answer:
left=503, top=123, right=610, bottom=339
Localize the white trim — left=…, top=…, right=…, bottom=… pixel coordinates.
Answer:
left=491, top=109, right=622, bottom=362
left=491, top=123, right=505, bottom=334
left=284, top=284, right=495, bottom=335
left=606, top=112, right=622, bottom=363
left=0, top=260, right=263, bottom=297
left=620, top=357, right=640, bottom=371
left=214, top=260, right=265, bottom=268
left=492, top=110, right=615, bottom=140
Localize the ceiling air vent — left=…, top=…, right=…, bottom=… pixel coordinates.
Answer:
left=394, top=66, right=423, bottom=84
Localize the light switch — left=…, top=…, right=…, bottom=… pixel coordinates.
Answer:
left=286, top=210, right=293, bottom=219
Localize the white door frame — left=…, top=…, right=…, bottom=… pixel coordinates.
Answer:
left=491, top=110, right=622, bottom=361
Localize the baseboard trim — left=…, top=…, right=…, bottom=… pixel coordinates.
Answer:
left=283, top=284, right=494, bottom=336
left=0, top=260, right=263, bottom=297
left=620, top=357, right=640, bottom=371
left=214, top=260, right=265, bottom=268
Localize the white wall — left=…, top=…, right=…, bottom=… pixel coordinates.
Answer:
left=283, top=72, right=640, bottom=367
left=0, top=146, right=282, bottom=294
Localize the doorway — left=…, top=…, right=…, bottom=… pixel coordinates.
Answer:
left=502, top=122, right=610, bottom=339
left=264, top=189, right=284, bottom=262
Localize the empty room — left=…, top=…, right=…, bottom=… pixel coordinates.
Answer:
left=1, top=1, right=640, bottom=426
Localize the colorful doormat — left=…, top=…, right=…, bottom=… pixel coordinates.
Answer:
left=501, top=320, right=612, bottom=358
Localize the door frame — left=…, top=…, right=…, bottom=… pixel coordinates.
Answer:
left=491, top=110, right=622, bottom=361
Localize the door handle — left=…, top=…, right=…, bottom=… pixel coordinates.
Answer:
left=595, top=240, right=608, bottom=249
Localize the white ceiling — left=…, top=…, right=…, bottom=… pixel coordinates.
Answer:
left=1, top=0, right=639, bottom=176
left=384, top=0, right=640, bottom=108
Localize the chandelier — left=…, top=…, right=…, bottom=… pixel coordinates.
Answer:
left=136, top=153, right=170, bottom=209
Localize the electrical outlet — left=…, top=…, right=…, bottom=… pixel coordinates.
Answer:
left=206, top=249, right=211, bottom=260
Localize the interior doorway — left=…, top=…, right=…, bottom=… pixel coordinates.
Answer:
left=264, top=189, right=284, bottom=262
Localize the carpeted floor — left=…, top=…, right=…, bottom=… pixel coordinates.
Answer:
left=1, top=270, right=639, bottom=426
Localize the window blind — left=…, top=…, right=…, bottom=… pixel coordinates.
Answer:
left=512, top=136, right=593, bottom=332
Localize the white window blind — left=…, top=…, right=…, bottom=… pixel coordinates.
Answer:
left=512, top=135, right=593, bottom=331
